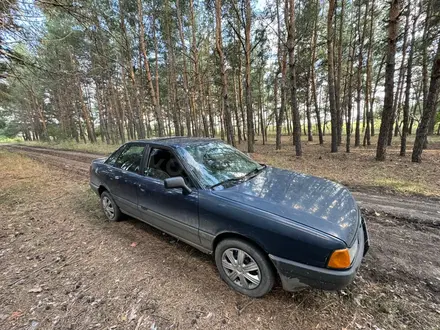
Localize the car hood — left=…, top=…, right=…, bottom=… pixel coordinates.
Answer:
left=212, top=167, right=360, bottom=245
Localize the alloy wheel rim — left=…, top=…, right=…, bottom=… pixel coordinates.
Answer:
left=102, top=196, right=115, bottom=219
left=221, top=248, right=261, bottom=289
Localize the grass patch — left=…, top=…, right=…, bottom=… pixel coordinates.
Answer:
left=20, top=140, right=116, bottom=154
left=0, top=136, right=22, bottom=143
left=373, top=178, right=429, bottom=196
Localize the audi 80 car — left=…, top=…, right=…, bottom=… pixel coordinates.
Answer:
left=90, top=137, right=369, bottom=297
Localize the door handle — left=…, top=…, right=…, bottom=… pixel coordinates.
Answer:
left=115, top=176, right=120, bottom=180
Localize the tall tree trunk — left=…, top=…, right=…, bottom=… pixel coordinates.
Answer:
left=412, top=41, right=440, bottom=162
left=164, top=0, right=179, bottom=136
left=287, top=0, right=302, bottom=156
left=232, top=72, right=243, bottom=142
left=311, top=0, right=323, bottom=145
left=237, top=44, right=246, bottom=141
left=207, top=84, right=215, bottom=137
left=306, top=66, right=313, bottom=142
left=355, top=0, right=368, bottom=147
left=335, top=0, right=344, bottom=146
left=401, top=3, right=417, bottom=156
left=409, top=82, right=422, bottom=135
left=363, top=0, right=375, bottom=146
left=245, top=0, right=254, bottom=152
left=176, top=0, right=193, bottom=136
left=376, top=0, right=400, bottom=161
left=346, top=12, right=355, bottom=153
left=71, top=53, right=96, bottom=143
left=275, top=0, right=285, bottom=150
left=118, top=1, right=144, bottom=139
left=327, top=0, right=338, bottom=152
left=388, top=6, right=409, bottom=146
left=370, top=54, right=386, bottom=137
left=215, top=0, right=235, bottom=146
left=137, top=0, right=163, bottom=137
left=421, top=0, right=431, bottom=114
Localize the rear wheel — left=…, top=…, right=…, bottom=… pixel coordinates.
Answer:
left=100, top=191, right=122, bottom=222
left=215, top=238, right=275, bottom=298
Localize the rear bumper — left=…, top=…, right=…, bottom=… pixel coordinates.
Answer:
left=270, top=218, right=368, bottom=292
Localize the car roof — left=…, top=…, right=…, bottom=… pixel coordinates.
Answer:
left=134, top=136, right=220, bottom=148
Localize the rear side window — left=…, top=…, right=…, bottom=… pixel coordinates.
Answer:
left=105, top=146, right=125, bottom=166
left=114, top=144, right=145, bottom=173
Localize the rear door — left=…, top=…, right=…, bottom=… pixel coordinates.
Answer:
left=107, top=143, right=146, bottom=217
left=137, top=146, right=200, bottom=245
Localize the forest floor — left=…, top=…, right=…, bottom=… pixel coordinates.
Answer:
left=0, top=149, right=440, bottom=330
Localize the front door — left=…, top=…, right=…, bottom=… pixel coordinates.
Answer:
left=137, top=147, right=200, bottom=245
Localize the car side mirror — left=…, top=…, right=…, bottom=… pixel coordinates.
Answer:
left=164, top=177, right=192, bottom=194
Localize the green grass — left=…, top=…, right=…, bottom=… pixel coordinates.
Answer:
left=0, top=136, right=22, bottom=143
left=20, top=140, right=117, bottom=154
left=373, top=178, right=431, bottom=196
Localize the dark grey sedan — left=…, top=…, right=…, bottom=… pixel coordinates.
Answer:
left=90, top=137, right=369, bottom=297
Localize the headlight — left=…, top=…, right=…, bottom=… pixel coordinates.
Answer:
left=348, top=239, right=359, bottom=263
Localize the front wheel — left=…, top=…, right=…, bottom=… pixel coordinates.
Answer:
left=215, top=238, right=275, bottom=298
left=100, top=191, right=122, bottom=222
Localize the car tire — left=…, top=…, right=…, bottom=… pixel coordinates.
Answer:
left=215, top=238, right=275, bottom=298
left=100, top=191, right=122, bottom=222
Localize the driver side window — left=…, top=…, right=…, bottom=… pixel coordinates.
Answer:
left=145, top=148, right=190, bottom=184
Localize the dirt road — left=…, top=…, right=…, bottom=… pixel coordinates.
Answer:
left=1, top=145, right=440, bottom=330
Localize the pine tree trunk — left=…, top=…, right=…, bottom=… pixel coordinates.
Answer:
left=207, top=85, right=215, bottom=137
left=306, top=66, right=313, bottom=142
left=346, top=13, right=356, bottom=153
left=245, top=0, right=254, bottom=152
left=275, top=0, right=284, bottom=150
left=412, top=41, right=440, bottom=162
left=118, top=1, right=144, bottom=139
left=138, top=0, right=163, bottom=137
left=388, top=9, right=409, bottom=146
left=335, top=0, right=344, bottom=146
left=311, top=1, right=323, bottom=145
left=376, top=0, right=400, bottom=161
left=363, top=0, right=375, bottom=146
left=327, top=0, right=338, bottom=152
left=370, top=54, right=386, bottom=137
left=287, top=0, right=302, bottom=156
left=232, top=72, right=243, bottom=143
left=355, top=0, right=368, bottom=147
left=215, top=0, right=235, bottom=146
left=176, top=0, right=193, bottom=137
left=421, top=0, right=431, bottom=114
left=401, top=4, right=417, bottom=156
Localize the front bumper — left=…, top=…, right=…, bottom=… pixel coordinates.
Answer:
left=90, top=182, right=99, bottom=195
left=270, top=218, right=369, bottom=291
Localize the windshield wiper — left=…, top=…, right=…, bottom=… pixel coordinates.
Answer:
left=210, top=176, right=245, bottom=189
left=211, top=165, right=267, bottom=189
left=244, top=164, right=267, bottom=178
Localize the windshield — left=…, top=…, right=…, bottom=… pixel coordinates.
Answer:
left=177, top=141, right=262, bottom=188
